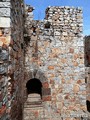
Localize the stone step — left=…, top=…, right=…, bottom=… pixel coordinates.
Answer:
left=25, top=101, right=42, bottom=105
left=27, top=93, right=42, bottom=102
left=24, top=100, right=43, bottom=108
left=24, top=104, right=43, bottom=108
left=28, top=93, right=41, bottom=98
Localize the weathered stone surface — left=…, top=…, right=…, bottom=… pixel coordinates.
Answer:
left=0, top=17, right=10, bottom=27
left=0, top=64, right=7, bottom=74
left=73, top=84, right=80, bottom=93
left=0, top=0, right=10, bottom=1
left=0, top=2, right=10, bottom=7
left=0, top=8, right=10, bottom=16
left=0, top=49, right=9, bottom=60
left=0, top=0, right=24, bottom=120
left=0, top=36, right=10, bottom=46
left=0, top=1, right=89, bottom=120
left=23, top=5, right=88, bottom=120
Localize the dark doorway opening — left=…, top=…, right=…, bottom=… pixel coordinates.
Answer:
left=26, top=78, right=42, bottom=97
left=86, top=100, right=90, bottom=112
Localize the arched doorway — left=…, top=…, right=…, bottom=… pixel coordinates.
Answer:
left=26, top=78, right=42, bottom=97
left=86, top=100, right=90, bottom=112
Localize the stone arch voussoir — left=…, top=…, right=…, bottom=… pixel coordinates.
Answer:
left=24, top=69, right=51, bottom=101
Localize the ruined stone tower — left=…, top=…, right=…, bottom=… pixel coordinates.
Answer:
left=0, top=0, right=90, bottom=120
left=0, top=0, right=24, bottom=120
left=24, top=5, right=88, bottom=120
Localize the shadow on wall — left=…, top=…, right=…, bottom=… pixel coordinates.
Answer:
left=84, top=36, right=90, bottom=66
left=86, top=100, right=90, bottom=112
left=84, top=36, right=90, bottom=112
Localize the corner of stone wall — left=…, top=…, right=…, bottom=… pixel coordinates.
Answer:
left=0, top=0, right=25, bottom=120
left=84, top=36, right=90, bottom=113
left=0, top=1, right=11, bottom=119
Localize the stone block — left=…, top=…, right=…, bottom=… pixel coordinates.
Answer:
left=54, top=31, right=60, bottom=36
left=0, top=17, right=11, bottom=27
left=0, top=63, right=8, bottom=74
left=0, top=36, right=10, bottom=46
left=0, top=8, right=10, bottom=16
left=0, top=41, right=3, bottom=46
left=69, top=48, right=74, bottom=53
left=73, top=84, right=80, bottom=93
left=0, top=29, right=3, bottom=36
left=42, top=82, right=49, bottom=88
left=48, top=66, right=54, bottom=70
left=0, top=49, right=9, bottom=61
left=0, top=105, right=6, bottom=116
left=42, top=96, right=51, bottom=101
left=1, top=0, right=10, bottom=1
left=0, top=2, right=10, bottom=7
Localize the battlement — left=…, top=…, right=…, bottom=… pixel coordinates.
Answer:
left=25, top=6, right=83, bottom=39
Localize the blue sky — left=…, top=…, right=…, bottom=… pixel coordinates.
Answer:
left=25, top=0, right=90, bottom=35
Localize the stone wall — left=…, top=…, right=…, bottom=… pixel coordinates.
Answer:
left=0, top=0, right=25, bottom=120
left=84, top=36, right=90, bottom=112
left=24, top=6, right=88, bottom=119
left=0, top=1, right=11, bottom=119
left=0, top=1, right=89, bottom=120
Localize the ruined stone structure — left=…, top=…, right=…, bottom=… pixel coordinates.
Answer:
left=0, top=0, right=90, bottom=120
left=0, top=0, right=24, bottom=120
left=85, top=36, right=90, bottom=113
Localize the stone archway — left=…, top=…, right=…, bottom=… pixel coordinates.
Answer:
left=24, top=69, right=51, bottom=101
left=26, top=78, right=42, bottom=97
left=23, top=70, right=52, bottom=120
